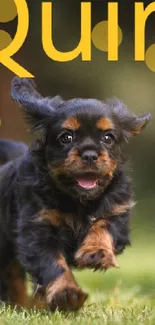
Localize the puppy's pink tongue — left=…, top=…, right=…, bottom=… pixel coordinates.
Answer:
left=77, top=176, right=98, bottom=189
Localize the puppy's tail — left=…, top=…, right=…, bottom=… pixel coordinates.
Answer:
left=0, top=139, right=28, bottom=165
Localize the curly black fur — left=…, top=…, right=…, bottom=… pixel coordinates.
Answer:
left=0, top=139, right=27, bottom=165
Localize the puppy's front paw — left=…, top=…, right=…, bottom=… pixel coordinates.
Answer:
left=75, top=245, right=118, bottom=271
left=46, top=284, right=87, bottom=312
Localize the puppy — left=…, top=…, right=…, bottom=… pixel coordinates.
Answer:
left=0, top=77, right=151, bottom=311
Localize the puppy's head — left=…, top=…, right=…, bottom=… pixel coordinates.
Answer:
left=11, top=78, right=151, bottom=200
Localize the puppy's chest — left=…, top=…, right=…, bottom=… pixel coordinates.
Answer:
left=39, top=208, right=97, bottom=245
left=40, top=208, right=94, bottom=232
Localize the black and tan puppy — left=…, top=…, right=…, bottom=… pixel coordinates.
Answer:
left=0, top=77, right=151, bottom=311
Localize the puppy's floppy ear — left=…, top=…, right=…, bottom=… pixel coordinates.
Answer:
left=106, top=98, right=151, bottom=140
left=121, top=113, right=151, bottom=136
left=11, top=77, right=64, bottom=131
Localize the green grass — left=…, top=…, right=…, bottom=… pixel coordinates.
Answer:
left=1, top=304, right=155, bottom=325
left=0, top=215, right=155, bottom=325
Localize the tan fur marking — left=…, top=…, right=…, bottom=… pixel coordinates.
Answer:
left=131, top=127, right=143, bottom=135
left=48, top=150, right=81, bottom=178
left=96, top=117, right=113, bottom=130
left=5, top=260, right=28, bottom=307
left=97, top=151, right=117, bottom=180
left=40, top=209, right=61, bottom=226
left=39, top=209, right=79, bottom=231
left=62, top=116, right=81, bottom=130
left=108, top=201, right=135, bottom=217
left=75, top=219, right=118, bottom=270
left=130, top=120, right=147, bottom=135
left=64, top=150, right=81, bottom=169
left=45, top=255, right=87, bottom=311
left=48, top=164, right=65, bottom=177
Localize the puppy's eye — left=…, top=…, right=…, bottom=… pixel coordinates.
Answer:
left=58, top=131, right=74, bottom=145
left=101, top=132, right=115, bottom=146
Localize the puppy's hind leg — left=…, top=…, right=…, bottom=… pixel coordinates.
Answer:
left=0, top=259, right=28, bottom=308
left=6, top=260, right=28, bottom=307
left=0, top=235, right=28, bottom=307
left=0, top=276, right=8, bottom=303
left=0, top=236, right=13, bottom=304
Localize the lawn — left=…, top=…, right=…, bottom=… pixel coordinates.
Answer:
left=0, top=211, right=155, bottom=325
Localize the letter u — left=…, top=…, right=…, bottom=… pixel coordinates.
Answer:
left=42, top=2, right=91, bottom=62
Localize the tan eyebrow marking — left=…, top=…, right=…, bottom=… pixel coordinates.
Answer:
left=96, top=117, right=114, bottom=130
left=62, top=116, right=81, bottom=130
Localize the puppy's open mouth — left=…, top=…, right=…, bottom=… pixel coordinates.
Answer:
left=76, top=173, right=99, bottom=190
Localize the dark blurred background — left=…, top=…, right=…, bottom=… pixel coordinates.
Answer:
left=0, top=0, right=155, bottom=297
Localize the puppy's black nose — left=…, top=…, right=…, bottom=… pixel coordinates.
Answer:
left=82, top=150, right=98, bottom=164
